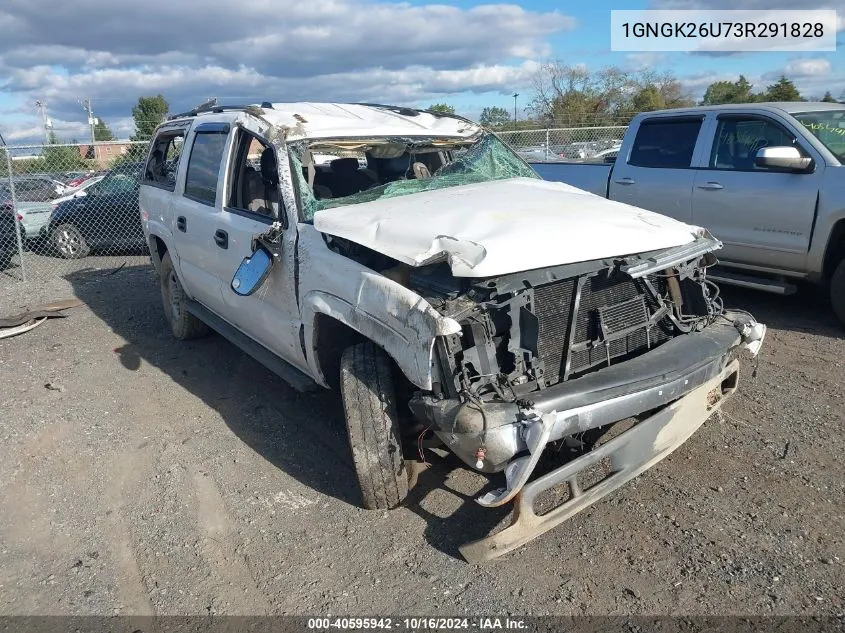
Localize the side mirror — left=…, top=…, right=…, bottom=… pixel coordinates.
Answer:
left=755, top=146, right=813, bottom=172
left=231, top=244, right=274, bottom=296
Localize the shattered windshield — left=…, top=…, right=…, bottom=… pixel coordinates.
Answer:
left=290, top=132, right=540, bottom=221
left=793, top=110, right=845, bottom=161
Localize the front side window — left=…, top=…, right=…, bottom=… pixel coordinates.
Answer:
left=710, top=117, right=800, bottom=171
left=226, top=131, right=282, bottom=220
left=184, top=130, right=228, bottom=206
left=629, top=118, right=702, bottom=169
left=793, top=110, right=845, bottom=161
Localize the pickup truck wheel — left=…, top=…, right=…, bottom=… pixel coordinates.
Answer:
left=340, top=341, right=409, bottom=510
left=831, top=258, right=845, bottom=326
left=52, top=223, right=89, bottom=259
left=160, top=252, right=210, bottom=340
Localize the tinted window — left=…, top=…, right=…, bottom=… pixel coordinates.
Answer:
left=629, top=119, right=702, bottom=168
left=711, top=117, right=799, bottom=170
left=184, top=131, right=228, bottom=205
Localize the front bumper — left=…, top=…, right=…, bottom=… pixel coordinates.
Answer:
left=458, top=358, right=740, bottom=563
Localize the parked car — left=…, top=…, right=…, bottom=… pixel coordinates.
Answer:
left=139, top=102, right=766, bottom=562
left=529, top=102, right=845, bottom=324
left=49, top=162, right=144, bottom=259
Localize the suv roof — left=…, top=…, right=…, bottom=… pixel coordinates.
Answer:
left=167, top=102, right=482, bottom=142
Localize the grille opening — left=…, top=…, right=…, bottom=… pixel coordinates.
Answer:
left=533, top=481, right=572, bottom=516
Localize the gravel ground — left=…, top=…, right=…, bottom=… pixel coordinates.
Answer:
left=0, top=256, right=843, bottom=616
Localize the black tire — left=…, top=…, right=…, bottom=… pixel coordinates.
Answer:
left=340, top=341, right=409, bottom=510
left=52, top=223, right=90, bottom=259
left=160, top=251, right=210, bottom=340
left=831, top=257, right=845, bottom=327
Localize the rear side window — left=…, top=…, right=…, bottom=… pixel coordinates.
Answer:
left=629, top=118, right=703, bottom=169
left=144, top=130, right=185, bottom=191
left=184, top=127, right=229, bottom=206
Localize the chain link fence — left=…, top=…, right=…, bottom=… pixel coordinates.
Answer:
left=497, top=125, right=628, bottom=162
left=0, top=125, right=629, bottom=290
left=1, top=140, right=151, bottom=288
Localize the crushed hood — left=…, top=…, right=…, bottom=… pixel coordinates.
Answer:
left=313, top=177, right=703, bottom=278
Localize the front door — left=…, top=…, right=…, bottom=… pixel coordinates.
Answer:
left=691, top=114, right=821, bottom=271
left=210, top=126, right=306, bottom=372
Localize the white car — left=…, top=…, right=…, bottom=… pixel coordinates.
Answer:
left=139, top=102, right=766, bottom=562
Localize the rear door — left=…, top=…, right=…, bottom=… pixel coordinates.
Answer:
left=609, top=116, right=707, bottom=222
left=168, top=121, right=231, bottom=311
left=691, top=113, right=821, bottom=271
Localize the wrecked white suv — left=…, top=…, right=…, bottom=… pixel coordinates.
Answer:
left=139, top=102, right=766, bottom=562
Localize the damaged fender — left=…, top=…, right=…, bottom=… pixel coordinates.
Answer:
left=297, top=226, right=460, bottom=390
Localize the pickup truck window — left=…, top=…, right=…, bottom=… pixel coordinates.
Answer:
left=629, top=118, right=702, bottom=169
left=710, top=117, right=798, bottom=171
left=184, top=129, right=228, bottom=206
left=793, top=110, right=845, bottom=161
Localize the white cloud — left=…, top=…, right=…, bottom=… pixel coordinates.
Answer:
left=0, top=0, right=575, bottom=144
left=781, top=58, right=832, bottom=77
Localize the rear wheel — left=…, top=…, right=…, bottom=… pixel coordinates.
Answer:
left=159, top=251, right=210, bottom=340
left=830, top=257, right=845, bottom=327
left=52, top=223, right=89, bottom=259
left=340, top=341, right=409, bottom=510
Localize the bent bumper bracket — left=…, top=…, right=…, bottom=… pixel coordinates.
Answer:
left=459, top=359, right=740, bottom=564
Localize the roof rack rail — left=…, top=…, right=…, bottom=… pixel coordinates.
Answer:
left=167, top=98, right=272, bottom=121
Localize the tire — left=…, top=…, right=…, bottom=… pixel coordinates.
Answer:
left=830, top=257, right=845, bottom=327
left=160, top=251, right=210, bottom=340
left=340, top=341, right=409, bottom=510
left=52, top=223, right=90, bottom=259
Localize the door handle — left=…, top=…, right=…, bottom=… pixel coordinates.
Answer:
left=614, top=177, right=635, bottom=185
left=214, top=229, right=228, bottom=249
left=176, top=216, right=187, bottom=232
left=697, top=181, right=724, bottom=190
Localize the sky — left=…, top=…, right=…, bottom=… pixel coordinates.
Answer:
left=0, top=0, right=842, bottom=145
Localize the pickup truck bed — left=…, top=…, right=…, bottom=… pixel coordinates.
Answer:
left=527, top=102, right=845, bottom=324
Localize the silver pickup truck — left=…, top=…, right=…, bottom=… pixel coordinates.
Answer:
left=530, top=102, right=845, bottom=324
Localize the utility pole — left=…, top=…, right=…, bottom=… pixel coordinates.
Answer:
left=35, top=101, right=52, bottom=143
left=512, top=93, right=519, bottom=123
left=79, top=97, right=97, bottom=162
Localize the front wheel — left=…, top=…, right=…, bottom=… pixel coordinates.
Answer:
left=830, top=257, right=845, bottom=327
left=52, top=223, right=90, bottom=259
left=340, top=341, right=409, bottom=510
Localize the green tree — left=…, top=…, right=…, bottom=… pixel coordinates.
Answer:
left=93, top=118, right=115, bottom=141
left=42, top=131, right=86, bottom=172
left=479, top=106, right=512, bottom=127
left=762, top=76, right=802, bottom=102
left=427, top=103, right=455, bottom=114
left=131, top=95, right=170, bottom=142
left=821, top=91, right=837, bottom=103
left=631, top=85, right=665, bottom=112
left=701, top=75, right=756, bottom=105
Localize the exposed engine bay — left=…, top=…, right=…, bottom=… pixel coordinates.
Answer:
left=327, top=232, right=725, bottom=403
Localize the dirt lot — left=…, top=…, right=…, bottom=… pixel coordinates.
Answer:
left=0, top=257, right=843, bottom=616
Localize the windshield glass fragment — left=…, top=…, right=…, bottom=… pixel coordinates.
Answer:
left=289, top=132, right=540, bottom=221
